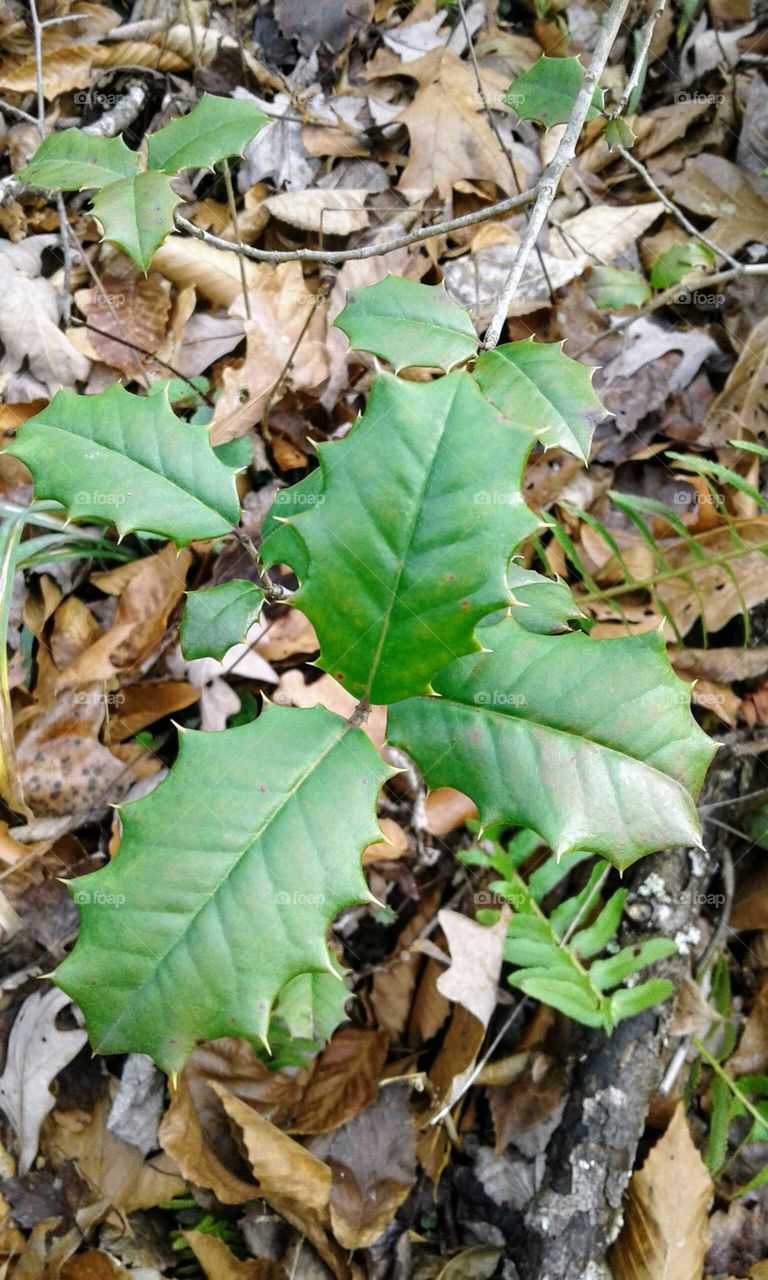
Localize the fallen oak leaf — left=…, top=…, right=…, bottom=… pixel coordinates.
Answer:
left=436, top=908, right=510, bottom=1030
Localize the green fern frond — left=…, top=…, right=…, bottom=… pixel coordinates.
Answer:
left=463, top=832, right=676, bottom=1032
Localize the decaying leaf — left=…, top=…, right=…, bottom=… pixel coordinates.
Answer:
left=610, top=1104, right=712, bottom=1280
left=0, top=988, right=87, bottom=1175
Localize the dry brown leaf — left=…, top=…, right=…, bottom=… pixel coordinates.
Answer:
left=184, top=1231, right=285, bottom=1280
left=703, top=316, right=768, bottom=445
left=16, top=687, right=133, bottom=818
left=158, top=1073, right=259, bottom=1206
left=108, top=681, right=200, bottom=742
left=436, top=908, right=508, bottom=1030
left=610, top=1103, right=712, bottom=1280
left=656, top=518, right=768, bottom=639
left=257, top=608, right=318, bottom=660
left=45, top=1094, right=185, bottom=1215
left=0, top=45, right=99, bottom=95
left=363, top=816, right=408, bottom=864
left=731, top=864, right=768, bottom=932
left=673, top=154, right=768, bottom=256
left=212, top=1083, right=332, bottom=1214
left=74, top=273, right=171, bottom=380
left=488, top=1052, right=565, bottom=1155
left=424, top=787, right=478, bottom=836
left=386, top=47, right=524, bottom=198
left=56, top=543, right=191, bottom=687
left=0, top=261, right=90, bottom=395
left=312, top=1082, right=416, bottom=1251
left=263, top=190, right=369, bottom=235
left=290, top=1029, right=389, bottom=1135
left=210, top=263, right=329, bottom=442
left=728, top=982, right=768, bottom=1075
left=152, top=236, right=267, bottom=309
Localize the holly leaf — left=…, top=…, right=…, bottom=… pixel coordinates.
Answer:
left=650, top=242, right=716, bottom=291
left=54, top=704, right=392, bottom=1073
left=147, top=93, right=270, bottom=174
left=389, top=619, right=714, bottom=869
left=18, top=129, right=139, bottom=191
left=587, top=266, right=651, bottom=310
left=180, top=580, right=265, bottom=661
left=334, top=275, right=478, bottom=372
left=507, top=564, right=583, bottom=634
left=7, top=383, right=240, bottom=546
left=473, top=339, right=605, bottom=464
left=91, top=170, right=180, bottom=273
left=604, top=116, right=636, bottom=151
left=261, top=471, right=324, bottom=581
left=265, top=371, right=539, bottom=703
left=505, top=55, right=604, bottom=128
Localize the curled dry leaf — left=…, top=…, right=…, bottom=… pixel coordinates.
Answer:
left=0, top=988, right=87, bottom=1175
left=184, top=1230, right=286, bottom=1280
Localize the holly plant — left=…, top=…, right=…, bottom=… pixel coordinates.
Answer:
left=18, top=94, right=270, bottom=271
left=6, top=275, right=715, bottom=1073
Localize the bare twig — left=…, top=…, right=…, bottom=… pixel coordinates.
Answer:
left=608, top=0, right=668, bottom=120
left=231, top=528, right=293, bottom=604
left=617, top=144, right=741, bottom=268
left=173, top=188, right=536, bottom=264
left=481, top=0, right=633, bottom=352
left=222, top=158, right=252, bottom=320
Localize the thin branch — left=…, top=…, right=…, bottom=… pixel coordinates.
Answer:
left=231, top=528, right=293, bottom=604
left=456, top=0, right=555, bottom=301
left=481, top=0, right=633, bottom=352
left=571, top=262, right=768, bottom=359
left=173, top=187, right=536, bottom=264
left=617, top=144, right=741, bottom=268
left=608, top=0, right=669, bottom=120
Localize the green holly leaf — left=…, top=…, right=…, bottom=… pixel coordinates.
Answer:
left=54, top=704, right=392, bottom=1073
left=7, top=384, right=240, bottom=546
left=473, top=339, right=605, bottom=464
left=604, top=116, right=636, bottom=151
left=147, top=93, right=270, bottom=174
left=272, top=970, right=349, bottom=1044
left=18, top=129, right=139, bottom=191
left=507, top=565, right=583, bottom=634
left=180, top=580, right=265, bottom=660
left=650, top=242, right=716, bottom=291
left=586, top=265, right=651, bottom=310
left=261, top=472, right=324, bottom=581
left=505, top=56, right=604, bottom=128
left=91, top=170, right=180, bottom=273
left=389, top=618, right=714, bottom=869
left=266, top=372, right=539, bottom=704
left=334, top=275, right=479, bottom=372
